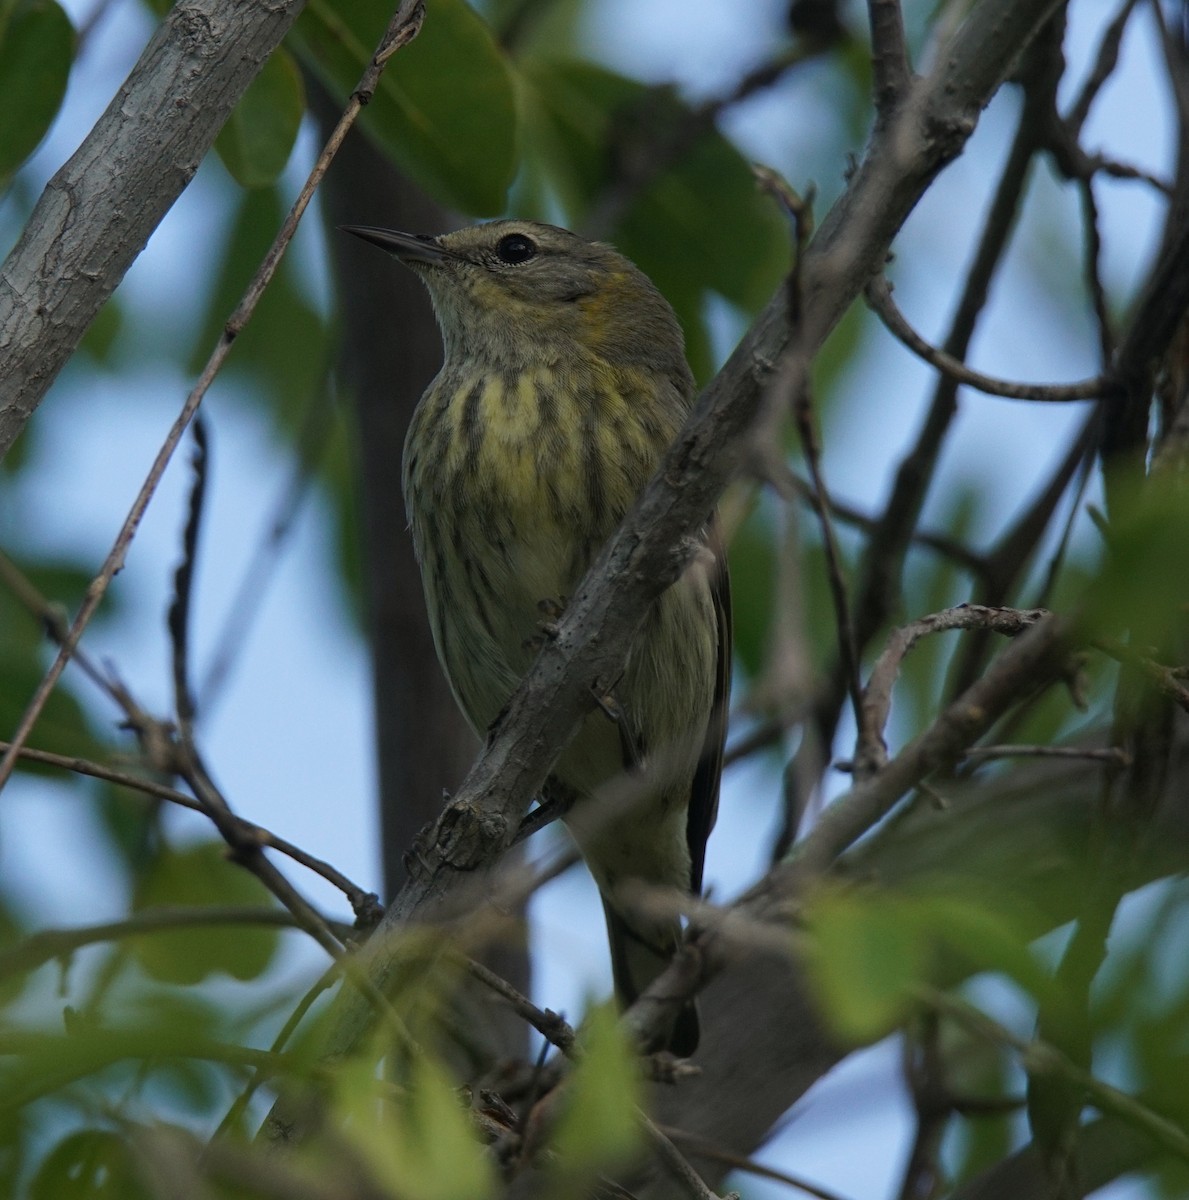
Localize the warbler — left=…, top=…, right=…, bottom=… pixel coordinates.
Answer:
left=344, top=220, right=730, bottom=1055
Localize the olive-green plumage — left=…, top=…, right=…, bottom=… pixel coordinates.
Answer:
left=346, top=219, right=731, bottom=1055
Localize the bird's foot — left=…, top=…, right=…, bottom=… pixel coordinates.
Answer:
left=521, top=595, right=567, bottom=652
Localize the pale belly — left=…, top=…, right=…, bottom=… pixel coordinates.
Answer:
left=403, top=367, right=717, bottom=892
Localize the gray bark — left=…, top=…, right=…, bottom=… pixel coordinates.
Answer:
left=0, top=0, right=307, bottom=460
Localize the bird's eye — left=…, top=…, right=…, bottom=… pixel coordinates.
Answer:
left=495, top=233, right=537, bottom=265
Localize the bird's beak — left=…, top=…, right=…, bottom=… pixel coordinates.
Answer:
left=340, top=225, right=453, bottom=264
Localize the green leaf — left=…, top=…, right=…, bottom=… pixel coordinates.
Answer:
left=130, top=842, right=281, bottom=984
left=0, top=0, right=73, bottom=184
left=1085, top=471, right=1189, bottom=654
left=551, top=1001, right=642, bottom=1179
left=335, top=1048, right=495, bottom=1200
left=803, top=886, right=926, bottom=1042
left=215, top=47, right=305, bottom=189
left=727, top=503, right=777, bottom=682
left=804, top=885, right=1056, bottom=1043
left=520, top=59, right=788, bottom=378
left=29, top=1130, right=150, bottom=1200
left=0, top=556, right=108, bottom=770
left=293, top=0, right=517, bottom=214
left=79, top=298, right=124, bottom=364
left=187, top=185, right=329, bottom=426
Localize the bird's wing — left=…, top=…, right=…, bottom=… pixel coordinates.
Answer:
left=686, top=518, right=732, bottom=897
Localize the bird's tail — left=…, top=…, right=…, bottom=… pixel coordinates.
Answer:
left=602, top=899, right=699, bottom=1056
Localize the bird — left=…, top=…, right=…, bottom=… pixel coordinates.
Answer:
left=343, top=219, right=731, bottom=1055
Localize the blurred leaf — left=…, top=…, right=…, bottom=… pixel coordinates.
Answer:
left=946, top=1020, right=1015, bottom=1185
left=153, top=1057, right=224, bottom=1115
left=215, top=47, right=305, bottom=189
left=813, top=296, right=869, bottom=416
left=95, top=782, right=161, bottom=876
left=1085, top=473, right=1189, bottom=653
left=29, top=1130, right=149, bottom=1200
left=552, top=1001, right=641, bottom=1178
left=80, top=299, right=124, bottom=364
left=803, top=885, right=927, bottom=1041
left=0, top=554, right=114, bottom=772
left=728, top=507, right=778, bottom=681
left=488, top=0, right=585, bottom=53
left=0, top=902, right=28, bottom=1006
left=131, top=842, right=281, bottom=984
left=0, top=643, right=104, bottom=771
left=294, top=0, right=517, bottom=214
left=336, top=1047, right=494, bottom=1200
left=187, top=186, right=329, bottom=426
left=0, top=992, right=228, bottom=1115
left=520, top=59, right=788, bottom=380
left=804, top=885, right=1051, bottom=1043
left=0, top=0, right=73, bottom=185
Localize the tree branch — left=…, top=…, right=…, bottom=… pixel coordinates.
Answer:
left=0, top=0, right=308, bottom=458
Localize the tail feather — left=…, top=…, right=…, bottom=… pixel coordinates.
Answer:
left=602, top=899, right=699, bottom=1056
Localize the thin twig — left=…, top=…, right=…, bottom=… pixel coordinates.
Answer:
left=755, top=172, right=864, bottom=736
left=464, top=957, right=577, bottom=1055
left=639, top=1110, right=734, bottom=1200
left=865, top=276, right=1106, bottom=401
left=0, top=0, right=427, bottom=798
left=212, top=962, right=341, bottom=1142
left=960, top=744, right=1131, bottom=765
left=169, top=419, right=208, bottom=734
left=1093, top=640, right=1189, bottom=714
left=783, top=473, right=989, bottom=575
left=896, top=1012, right=949, bottom=1200
left=922, top=989, right=1189, bottom=1165
left=795, top=381, right=865, bottom=744
left=659, top=1126, right=855, bottom=1200
left=0, top=738, right=382, bottom=918
left=1076, top=177, right=1115, bottom=363
left=854, top=605, right=1050, bottom=779
left=793, top=613, right=1070, bottom=877
left=197, top=385, right=331, bottom=713
left=0, top=549, right=127, bottom=702
left=1066, top=0, right=1142, bottom=135
left=944, top=418, right=1096, bottom=699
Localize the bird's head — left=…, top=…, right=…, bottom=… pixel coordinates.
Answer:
left=344, top=219, right=689, bottom=379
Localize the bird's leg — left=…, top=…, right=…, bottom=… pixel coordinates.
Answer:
left=512, top=785, right=577, bottom=844
left=591, top=683, right=645, bottom=771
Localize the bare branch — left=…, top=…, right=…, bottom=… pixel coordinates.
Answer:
left=659, top=1127, right=855, bottom=1200
left=923, top=989, right=1189, bottom=1165
left=169, top=420, right=209, bottom=734
left=639, top=1112, right=736, bottom=1200
left=464, top=957, right=577, bottom=1055
left=961, top=744, right=1131, bottom=766
left=854, top=605, right=1050, bottom=778
left=1066, top=0, right=1142, bottom=136
left=867, top=0, right=911, bottom=115
left=865, top=276, right=1107, bottom=400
